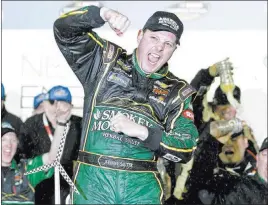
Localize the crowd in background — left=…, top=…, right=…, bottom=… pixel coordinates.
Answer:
left=1, top=60, right=267, bottom=204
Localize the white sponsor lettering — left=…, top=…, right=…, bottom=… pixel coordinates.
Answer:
left=149, top=96, right=166, bottom=106
left=163, top=153, right=182, bottom=162
left=158, top=17, right=179, bottom=31
left=92, top=109, right=153, bottom=131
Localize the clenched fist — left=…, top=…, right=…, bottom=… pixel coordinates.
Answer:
left=100, top=7, right=131, bottom=36
left=110, top=113, right=148, bottom=141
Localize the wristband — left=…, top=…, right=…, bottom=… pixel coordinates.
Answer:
left=56, top=120, right=69, bottom=126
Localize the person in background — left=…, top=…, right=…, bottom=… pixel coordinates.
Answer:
left=1, top=100, right=71, bottom=204
left=190, top=59, right=258, bottom=154
left=1, top=83, right=24, bottom=163
left=1, top=83, right=23, bottom=136
left=32, top=93, right=47, bottom=115
left=217, top=137, right=268, bottom=204
left=173, top=60, right=258, bottom=204
left=20, top=85, right=82, bottom=204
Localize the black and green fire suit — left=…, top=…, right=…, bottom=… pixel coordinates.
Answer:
left=1, top=156, right=54, bottom=204
left=54, top=5, right=199, bottom=204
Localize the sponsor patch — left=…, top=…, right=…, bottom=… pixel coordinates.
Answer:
left=163, top=153, right=182, bottom=162
left=99, top=157, right=133, bottom=170
left=182, top=109, right=194, bottom=121
left=14, top=170, right=23, bottom=186
left=181, top=87, right=194, bottom=97
left=158, top=17, right=179, bottom=31
left=149, top=95, right=166, bottom=106
left=107, top=72, right=131, bottom=88
left=153, top=87, right=169, bottom=96
left=53, top=89, right=68, bottom=97
left=102, top=132, right=140, bottom=146
left=117, top=59, right=132, bottom=71
left=91, top=109, right=154, bottom=132
left=113, top=67, right=132, bottom=77
left=155, top=80, right=172, bottom=89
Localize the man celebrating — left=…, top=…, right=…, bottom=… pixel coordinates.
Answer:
left=54, top=6, right=198, bottom=204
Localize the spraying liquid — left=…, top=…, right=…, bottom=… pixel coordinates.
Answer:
left=219, top=59, right=244, bottom=118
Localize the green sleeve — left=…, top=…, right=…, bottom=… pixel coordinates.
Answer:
left=26, top=155, right=54, bottom=188
left=160, top=97, right=199, bottom=163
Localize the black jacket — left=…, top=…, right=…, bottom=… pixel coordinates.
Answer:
left=182, top=123, right=257, bottom=204
left=19, top=113, right=82, bottom=204
left=190, top=68, right=214, bottom=131
left=219, top=174, right=268, bottom=204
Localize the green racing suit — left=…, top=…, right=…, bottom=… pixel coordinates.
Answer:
left=54, top=5, right=199, bottom=204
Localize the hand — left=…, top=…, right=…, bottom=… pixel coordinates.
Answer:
left=55, top=101, right=72, bottom=123
left=209, top=57, right=233, bottom=77
left=100, top=7, right=130, bottom=36
left=110, top=113, right=148, bottom=140
left=216, top=133, right=232, bottom=144
left=210, top=119, right=245, bottom=143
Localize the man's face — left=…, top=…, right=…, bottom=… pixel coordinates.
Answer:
left=43, top=100, right=57, bottom=117
left=55, top=101, right=72, bottom=115
left=2, top=132, right=18, bottom=166
left=215, top=104, right=237, bottom=120
left=136, top=30, right=177, bottom=74
left=219, top=135, right=248, bottom=164
left=257, top=149, right=267, bottom=182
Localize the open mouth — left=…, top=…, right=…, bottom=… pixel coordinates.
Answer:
left=3, top=150, right=12, bottom=157
left=225, top=151, right=234, bottom=155
left=148, top=53, right=161, bottom=65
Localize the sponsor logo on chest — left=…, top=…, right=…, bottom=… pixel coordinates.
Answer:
left=107, top=71, right=131, bottom=88
left=92, top=109, right=154, bottom=131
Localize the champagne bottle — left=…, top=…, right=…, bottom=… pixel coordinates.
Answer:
left=219, top=59, right=235, bottom=93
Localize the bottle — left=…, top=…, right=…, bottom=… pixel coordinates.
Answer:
left=219, top=59, right=235, bottom=93
left=210, top=118, right=243, bottom=138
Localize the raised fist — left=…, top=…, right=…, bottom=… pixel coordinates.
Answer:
left=100, top=7, right=131, bottom=36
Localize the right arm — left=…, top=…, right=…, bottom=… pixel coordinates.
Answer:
left=53, top=6, right=106, bottom=85
left=54, top=6, right=130, bottom=86
left=190, top=68, right=215, bottom=129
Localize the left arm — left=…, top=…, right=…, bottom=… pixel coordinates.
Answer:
left=145, top=97, right=199, bottom=163
left=42, top=101, right=72, bottom=164
left=26, top=101, right=72, bottom=187
left=42, top=124, right=67, bottom=165
left=111, top=97, right=199, bottom=163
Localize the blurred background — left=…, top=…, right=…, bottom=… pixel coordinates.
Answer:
left=1, top=1, right=267, bottom=145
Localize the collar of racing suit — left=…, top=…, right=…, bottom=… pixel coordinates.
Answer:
left=132, top=49, right=169, bottom=79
